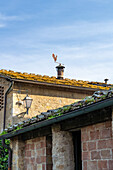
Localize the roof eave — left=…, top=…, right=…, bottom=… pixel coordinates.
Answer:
left=0, top=74, right=110, bottom=91
left=1, top=96, right=113, bottom=140
left=0, top=75, right=98, bottom=92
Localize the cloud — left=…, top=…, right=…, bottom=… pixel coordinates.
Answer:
left=0, top=23, right=5, bottom=28
left=0, top=13, right=31, bottom=22
left=27, top=20, right=113, bottom=42
left=67, top=62, right=113, bottom=83
left=0, top=13, right=33, bottom=29
left=0, top=20, right=113, bottom=83
left=2, top=20, right=112, bottom=53
left=1, top=20, right=113, bottom=45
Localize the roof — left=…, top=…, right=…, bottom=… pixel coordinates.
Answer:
left=0, top=69, right=111, bottom=90
left=1, top=89, right=113, bottom=139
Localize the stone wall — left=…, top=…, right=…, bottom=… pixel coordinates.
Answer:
left=13, top=93, right=77, bottom=118
left=10, top=136, right=25, bottom=170
left=6, top=90, right=13, bottom=128
left=81, top=121, right=113, bottom=170
left=52, top=124, right=75, bottom=170
left=12, top=81, right=92, bottom=125
left=0, top=78, right=12, bottom=132
left=0, top=78, right=94, bottom=130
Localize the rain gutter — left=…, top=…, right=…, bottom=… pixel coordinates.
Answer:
left=13, top=78, right=96, bottom=91
left=1, top=96, right=113, bottom=140
left=0, top=75, right=97, bottom=92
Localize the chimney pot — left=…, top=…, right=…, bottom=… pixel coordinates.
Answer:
left=104, top=78, right=109, bottom=84
left=56, top=64, right=65, bottom=79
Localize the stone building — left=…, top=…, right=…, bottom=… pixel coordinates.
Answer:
left=0, top=68, right=112, bottom=170
left=0, top=90, right=113, bottom=170
left=0, top=69, right=110, bottom=132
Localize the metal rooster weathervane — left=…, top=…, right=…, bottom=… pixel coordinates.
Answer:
left=52, top=53, right=63, bottom=65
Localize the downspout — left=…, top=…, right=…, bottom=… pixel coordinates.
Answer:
left=2, top=79, right=13, bottom=170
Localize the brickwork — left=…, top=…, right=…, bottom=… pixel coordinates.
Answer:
left=24, top=136, right=52, bottom=170
left=81, top=121, right=113, bottom=170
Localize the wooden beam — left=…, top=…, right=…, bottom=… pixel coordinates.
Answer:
left=19, top=126, right=52, bottom=141
left=61, top=107, right=112, bottom=131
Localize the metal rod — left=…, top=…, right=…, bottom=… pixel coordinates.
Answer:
left=26, top=108, right=29, bottom=114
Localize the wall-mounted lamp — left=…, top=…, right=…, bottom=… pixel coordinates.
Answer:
left=23, top=94, right=33, bottom=114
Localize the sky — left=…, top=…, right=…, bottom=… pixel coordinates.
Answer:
left=0, top=0, right=113, bottom=83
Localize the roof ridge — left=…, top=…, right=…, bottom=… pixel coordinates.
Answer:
left=0, top=69, right=111, bottom=90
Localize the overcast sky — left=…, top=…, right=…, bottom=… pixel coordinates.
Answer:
left=0, top=0, right=113, bottom=83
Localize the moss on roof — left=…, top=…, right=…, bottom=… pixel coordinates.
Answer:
left=3, top=89, right=113, bottom=134
left=0, top=69, right=111, bottom=90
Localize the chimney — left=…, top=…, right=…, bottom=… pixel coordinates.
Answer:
left=104, top=78, right=109, bottom=84
left=56, top=64, right=65, bottom=79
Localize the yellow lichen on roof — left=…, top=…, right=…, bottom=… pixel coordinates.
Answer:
left=0, top=69, right=111, bottom=90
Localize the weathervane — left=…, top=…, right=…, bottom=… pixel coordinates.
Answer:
left=52, top=53, right=65, bottom=79
left=52, top=53, right=64, bottom=65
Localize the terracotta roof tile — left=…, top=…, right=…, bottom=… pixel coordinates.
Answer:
left=0, top=69, right=111, bottom=90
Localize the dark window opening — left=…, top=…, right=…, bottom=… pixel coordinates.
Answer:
left=46, top=135, right=53, bottom=170
left=73, top=131, right=82, bottom=170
